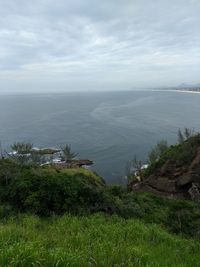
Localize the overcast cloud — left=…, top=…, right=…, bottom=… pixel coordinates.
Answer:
left=0, top=0, right=200, bottom=93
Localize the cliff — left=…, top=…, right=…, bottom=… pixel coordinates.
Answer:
left=130, top=134, right=200, bottom=200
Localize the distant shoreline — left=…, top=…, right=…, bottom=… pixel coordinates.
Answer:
left=1, top=88, right=200, bottom=96
left=152, top=89, right=200, bottom=95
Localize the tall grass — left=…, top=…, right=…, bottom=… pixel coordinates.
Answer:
left=0, top=214, right=199, bottom=266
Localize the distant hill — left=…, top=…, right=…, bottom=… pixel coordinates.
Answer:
left=177, top=82, right=200, bottom=89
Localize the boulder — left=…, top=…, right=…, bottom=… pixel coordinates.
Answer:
left=176, top=175, right=193, bottom=187
left=147, top=176, right=176, bottom=193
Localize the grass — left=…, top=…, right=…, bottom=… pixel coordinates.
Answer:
left=0, top=214, right=199, bottom=267
left=57, top=168, right=105, bottom=186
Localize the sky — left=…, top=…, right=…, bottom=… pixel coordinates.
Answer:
left=0, top=0, right=200, bottom=93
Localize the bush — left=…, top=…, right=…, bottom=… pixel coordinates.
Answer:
left=0, top=204, right=14, bottom=219
left=0, top=160, right=106, bottom=216
left=1, top=159, right=200, bottom=239
left=148, top=140, right=168, bottom=164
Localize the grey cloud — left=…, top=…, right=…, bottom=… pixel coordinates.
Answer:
left=0, top=0, right=200, bottom=93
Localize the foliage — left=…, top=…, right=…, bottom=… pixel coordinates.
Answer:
left=0, top=142, right=5, bottom=159
left=0, top=214, right=200, bottom=267
left=1, top=134, right=200, bottom=266
left=0, top=160, right=109, bottom=216
left=8, top=143, right=61, bottom=166
left=148, top=140, right=168, bottom=164
left=0, top=159, right=200, bottom=239
left=178, top=128, right=184, bottom=144
left=117, top=192, right=200, bottom=239
left=144, top=133, right=200, bottom=177
left=125, top=156, right=143, bottom=181
left=60, top=144, right=78, bottom=161
left=178, top=128, right=195, bottom=144
left=11, top=142, right=33, bottom=154
left=9, top=142, right=39, bottom=166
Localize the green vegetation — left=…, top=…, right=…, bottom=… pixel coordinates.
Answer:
left=125, top=140, right=169, bottom=180
left=148, top=140, right=168, bottom=164
left=60, top=144, right=78, bottom=161
left=0, top=158, right=200, bottom=239
left=125, top=156, right=142, bottom=182
left=178, top=128, right=195, bottom=144
left=11, top=142, right=33, bottom=154
left=0, top=214, right=200, bottom=267
left=0, top=160, right=105, bottom=216
left=9, top=142, right=46, bottom=166
left=117, top=192, right=200, bottom=239
left=128, top=128, right=199, bottom=178
left=144, top=132, right=200, bottom=177
left=0, top=132, right=200, bottom=266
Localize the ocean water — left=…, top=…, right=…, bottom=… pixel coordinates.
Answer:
left=0, top=90, right=200, bottom=183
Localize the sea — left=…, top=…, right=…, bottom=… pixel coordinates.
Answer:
left=0, top=90, right=200, bottom=183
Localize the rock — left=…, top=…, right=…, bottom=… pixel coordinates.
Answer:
left=174, top=168, right=183, bottom=177
left=176, top=175, right=193, bottom=187
left=48, top=159, right=94, bottom=169
left=160, top=160, right=176, bottom=176
left=190, top=147, right=200, bottom=169
left=130, top=135, right=200, bottom=200
left=146, top=176, right=176, bottom=193
left=67, top=159, right=93, bottom=167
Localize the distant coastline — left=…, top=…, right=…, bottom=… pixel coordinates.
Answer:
left=153, top=87, right=200, bottom=94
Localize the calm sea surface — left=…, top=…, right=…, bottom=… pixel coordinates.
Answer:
left=0, top=90, right=200, bottom=183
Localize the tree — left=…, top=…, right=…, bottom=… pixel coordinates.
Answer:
left=9, top=142, right=34, bottom=166
left=0, top=142, right=5, bottom=159
left=148, top=140, right=168, bottom=164
left=178, top=128, right=195, bottom=144
left=125, top=156, right=143, bottom=182
left=11, top=142, right=33, bottom=154
left=61, top=144, right=78, bottom=162
left=184, top=128, right=194, bottom=139
left=178, top=129, right=184, bottom=144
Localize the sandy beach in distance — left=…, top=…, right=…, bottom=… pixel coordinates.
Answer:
left=153, top=89, right=200, bottom=94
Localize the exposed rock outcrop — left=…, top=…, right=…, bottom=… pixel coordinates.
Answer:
left=130, top=135, right=200, bottom=200
left=51, top=159, right=93, bottom=169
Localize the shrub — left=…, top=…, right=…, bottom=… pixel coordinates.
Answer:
left=148, top=140, right=168, bottom=164
left=0, top=160, right=106, bottom=216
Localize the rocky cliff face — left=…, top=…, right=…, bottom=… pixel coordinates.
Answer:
left=130, top=135, right=200, bottom=200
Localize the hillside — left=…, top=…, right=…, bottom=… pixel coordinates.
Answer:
left=1, top=158, right=200, bottom=240
left=0, top=214, right=200, bottom=267
left=0, top=140, right=200, bottom=266
left=130, top=133, right=200, bottom=199
left=0, top=160, right=106, bottom=215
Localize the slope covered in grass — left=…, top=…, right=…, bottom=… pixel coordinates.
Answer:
left=0, top=214, right=200, bottom=267
left=1, top=158, right=200, bottom=239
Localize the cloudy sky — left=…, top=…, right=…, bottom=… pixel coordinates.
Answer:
left=0, top=0, right=200, bottom=93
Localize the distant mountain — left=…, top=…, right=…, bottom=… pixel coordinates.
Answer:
left=177, top=83, right=200, bottom=89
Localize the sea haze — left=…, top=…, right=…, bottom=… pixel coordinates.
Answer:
left=0, top=90, right=200, bottom=183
